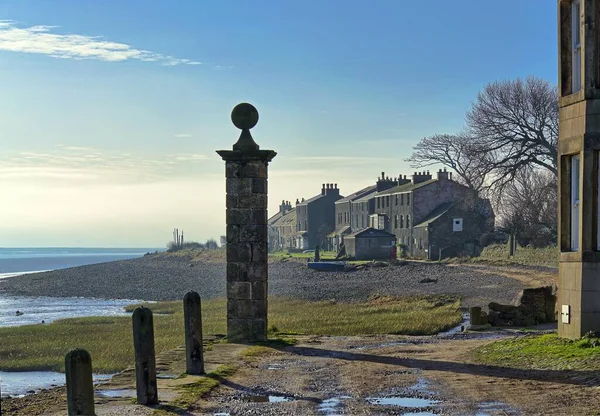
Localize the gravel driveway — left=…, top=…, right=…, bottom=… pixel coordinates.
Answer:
left=0, top=255, right=537, bottom=308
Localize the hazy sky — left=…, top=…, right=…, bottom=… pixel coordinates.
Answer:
left=0, top=1, right=556, bottom=247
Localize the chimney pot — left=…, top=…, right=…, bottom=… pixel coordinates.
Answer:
left=381, top=172, right=385, bottom=179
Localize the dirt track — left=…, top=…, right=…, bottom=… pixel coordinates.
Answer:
left=196, top=332, right=600, bottom=416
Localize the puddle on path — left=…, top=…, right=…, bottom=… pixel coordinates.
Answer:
left=245, top=394, right=294, bottom=403
left=96, top=389, right=137, bottom=398
left=317, top=396, right=351, bottom=415
left=266, top=363, right=284, bottom=370
left=366, top=396, right=439, bottom=407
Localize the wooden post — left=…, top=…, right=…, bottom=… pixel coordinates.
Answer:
left=132, top=307, right=158, bottom=405
left=508, top=234, right=515, bottom=257
left=65, top=349, right=95, bottom=416
left=183, top=291, right=205, bottom=374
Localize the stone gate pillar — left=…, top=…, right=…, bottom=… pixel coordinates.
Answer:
left=557, top=0, right=600, bottom=338
left=217, top=103, right=276, bottom=343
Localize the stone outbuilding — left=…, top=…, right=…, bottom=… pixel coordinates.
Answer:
left=344, top=228, right=396, bottom=260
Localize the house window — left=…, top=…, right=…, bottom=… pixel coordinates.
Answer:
left=386, top=196, right=390, bottom=207
left=406, top=215, right=410, bottom=228
left=395, top=195, right=398, bottom=206
left=361, top=215, right=364, bottom=228
left=400, top=194, right=404, bottom=205
left=394, top=215, right=398, bottom=229
left=377, top=198, right=380, bottom=209
left=407, top=194, right=411, bottom=206
left=400, top=215, right=404, bottom=228
left=572, top=0, right=581, bottom=93
left=572, top=154, right=580, bottom=251
left=453, top=218, right=463, bottom=232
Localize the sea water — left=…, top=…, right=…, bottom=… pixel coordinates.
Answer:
left=0, top=247, right=158, bottom=397
left=0, top=247, right=159, bottom=276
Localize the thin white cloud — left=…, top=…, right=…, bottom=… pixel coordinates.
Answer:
left=0, top=20, right=201, bottom=66
left=174, top=133, right=192, bottom=138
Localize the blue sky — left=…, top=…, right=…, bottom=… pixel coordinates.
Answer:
left=0, top=1, right=557, bottom=247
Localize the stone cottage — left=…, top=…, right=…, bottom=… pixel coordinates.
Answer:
left=371, top=169, right=494, bottom=259
left=295, top=184, right=343, bottom=250
left=267, top=200, right=295, bottom=251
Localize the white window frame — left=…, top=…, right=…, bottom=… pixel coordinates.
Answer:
left=572, top=0, right=581, bottom=93
left=571, top=154, right=580, bottom=251
left=453, top=218, right=463, bottom=232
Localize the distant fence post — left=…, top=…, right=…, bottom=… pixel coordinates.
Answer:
left=132, top=307, right=158, bottom=405
left=508, top=234, right=515, bottom=257
left=65, top=348, right=95, bottom=416
left=183, top=291, right=205, bottom=375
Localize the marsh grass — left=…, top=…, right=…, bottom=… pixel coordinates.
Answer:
left=471, top=333, right=600, bottom=371
left=445, top=244, right=558, bottom=267
left=0, top=296, right=461, bottom=373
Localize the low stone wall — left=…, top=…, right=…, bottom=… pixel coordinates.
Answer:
left=488, top=286, right=557, bottom=327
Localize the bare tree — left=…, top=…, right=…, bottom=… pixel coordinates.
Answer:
left=406, top=133, right=492, bottom=192
left=467, top=76, right=558, bottom=187
left=497, top=167, right=557, bottom=247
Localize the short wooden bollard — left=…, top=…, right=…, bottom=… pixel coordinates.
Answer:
left=470, top=306, right=482, bottom=326
left=184, top=291, right=205, bottom=374
left=65, top=348, right=95, bottom=416
left=132, top=307, right=158, bottom=405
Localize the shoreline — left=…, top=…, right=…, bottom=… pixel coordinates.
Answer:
left=0, top=252, right=532, bottom=307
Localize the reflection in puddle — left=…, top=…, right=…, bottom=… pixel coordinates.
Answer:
left=245, top=394, right=294, bottom=403
left=317, top=396, right=351, bottom=415
left=266, top=363, right=284, bottom=370
left=366, top=396, right=439, bottom=407
left=96, top=389, right=137, bottom=398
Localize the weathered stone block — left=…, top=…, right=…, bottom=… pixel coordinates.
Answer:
left=252, top=300, right=267, bottom=317
left=252, top=178, right=267, bottom=194
left=226, top=225, right=240, bottom=243
left=252, top=243, right=268, bottom=263
left=228, top=300, right=253, bottom=319
left=226, top=178, right=253, bottom=194
left=251, top=281, right=267, bottom=300
left=237, top=194, right=268, bottom=209
left=250, top=319, right=267, bottom=342
left=226, top=195, right=238, bottom=209
left=239, top=225, right=267, bottom=243
left=227, top=209, right=252, bottom=225
left=227, top=319, right=250, bottom=343
left=240, top=161, right=268, bottom=178
left=226, top=243, right=252, bottom=263
left=251, top=209, right=268, bottom=225
left=227, top=281, right=252, bottom=300
left=227, top=262, right=267, bottom=281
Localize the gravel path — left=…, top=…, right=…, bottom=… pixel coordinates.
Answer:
left=0, top=254, right=535, bottom=308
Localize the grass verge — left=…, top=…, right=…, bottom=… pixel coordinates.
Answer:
left=444, top=244, right=558, bottom=268
left=0, top=296, right=461, bottom=373
left=471, top=333, right=600, bottom=371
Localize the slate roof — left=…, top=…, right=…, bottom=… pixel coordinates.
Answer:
left=375, top=179, right=437, bottom=196
left=347, top=227, right=396, bottom=238
left=276, top=208, right=297, bottom=226
left=335, top=185, right=377, bottom=204
left=413, top=202, right=455, bottom=228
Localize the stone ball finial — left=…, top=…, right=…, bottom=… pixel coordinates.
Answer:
left=231, top=103, right=259, bottom=131
left=231, top=103, right=260, bottom=151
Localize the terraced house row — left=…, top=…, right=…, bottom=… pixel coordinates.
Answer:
left=268, top=169, right=495, bottom=260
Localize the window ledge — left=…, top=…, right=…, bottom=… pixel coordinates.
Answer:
left=559, top=90, right=585, bottom=107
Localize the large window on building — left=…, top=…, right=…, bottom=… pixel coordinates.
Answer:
left=571, top=154, right=580, bottom=251
left=406, top=215, right=410, bottom=228
left=394, top=215, right=398, bottom=229
left=572, top=0, right=581, bottom=93
left=407, top=194, right=411, bottom=206
left=400, top=215, right=404, bottom=228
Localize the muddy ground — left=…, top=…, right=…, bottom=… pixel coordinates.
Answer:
left=197, top=331, right=600, bottom=416
left=5, top=328, right=600, bottom=416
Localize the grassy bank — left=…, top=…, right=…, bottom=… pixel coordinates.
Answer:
left=445, top=244, right=558, bottom=268
left=0, top=296, right=461, bottom=373
left=471, top=333, right=600, bottom=371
